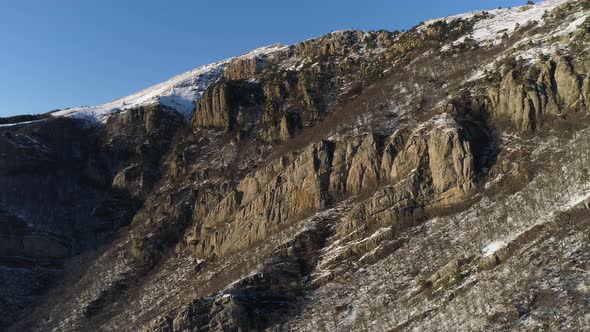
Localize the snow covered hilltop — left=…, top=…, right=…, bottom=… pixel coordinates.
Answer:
left=51, top=44, right=288, bottom=123
left=1, top=0, right=589, bottom=331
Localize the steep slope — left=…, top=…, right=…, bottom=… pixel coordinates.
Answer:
left=1, top=0, right=589, bottom=331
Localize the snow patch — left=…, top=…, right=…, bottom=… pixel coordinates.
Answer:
left=0, top=119, right=46, bottom=128
left=426, top=0, right=576, bottom=49
left=464, top=0, right=569, bottom=46
left=482, top=240, right=507, bottom=257
left=561, top=14, right=588, bottom=34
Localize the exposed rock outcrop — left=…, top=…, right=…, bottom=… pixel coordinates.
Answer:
left=488, top=57, right=587, bottom=131
left=184, top=113, right=479, bottom=260
left=105, top=104, right=184, bottom=198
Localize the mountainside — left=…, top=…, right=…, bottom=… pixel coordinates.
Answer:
left=1, top=0, right=590, bottom=331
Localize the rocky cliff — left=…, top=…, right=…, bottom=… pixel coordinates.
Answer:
left=1, top=0, right=590, bottom=331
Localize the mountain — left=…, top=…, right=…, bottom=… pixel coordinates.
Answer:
left=1, top=0, right=589, bottom=330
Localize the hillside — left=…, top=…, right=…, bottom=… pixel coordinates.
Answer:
left=1, top=0, right=589, bottom=331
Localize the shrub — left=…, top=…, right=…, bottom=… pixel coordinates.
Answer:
left=525, top=65, right=541, bottom=83
left=457, top=36, right=479, bottom=51
left=581, top=168, right=589, bottom=184
left=498, top=56, right=525, bottom=76
left=417, top=277, right=433, bottom=291
left=538, top=53, right=550, bottom=62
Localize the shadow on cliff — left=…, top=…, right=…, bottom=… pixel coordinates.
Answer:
left=233, top=223, right=331, bottom=330
left=1, top=106, right=184, bottom=330
left=164, top=222, right=333, bottom=331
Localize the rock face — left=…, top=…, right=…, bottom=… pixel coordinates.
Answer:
left=2, top=1, right=590, bottom=331
left=193, top=80, right=265, bottom=133
left=0, top=106, right=182, bottom=329
left=488, top=57, right=588, bottom=131
left=107, top=104, right=184, bottom=198
left=183, top=115, right=477, bottom=260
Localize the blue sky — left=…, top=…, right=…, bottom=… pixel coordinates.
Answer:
left=0, top=0, right=527, bottom=117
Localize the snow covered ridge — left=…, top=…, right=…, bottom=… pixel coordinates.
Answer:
left=424, top=0, right=571, bottom=36
left=425, top=0, right=585, bottom=48
left=51, top=44, right=288, bottom=124
left=424, top=0, right=587, bottom=82
left=0, top=119, right=45, bottom=128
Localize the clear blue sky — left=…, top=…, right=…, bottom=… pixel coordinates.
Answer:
left=0, top=0, right=527, bottom=117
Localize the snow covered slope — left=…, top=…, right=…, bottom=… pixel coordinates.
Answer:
left=425, top=0, right=589, bottom=81
left=425, top=0, right=570, bottom=37
left=51, top=44, right=287, bottom=124
left=426, top=0, right=587, bottom=49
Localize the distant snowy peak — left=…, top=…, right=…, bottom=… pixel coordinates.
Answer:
left=52, top=43, right=287, bottom=124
